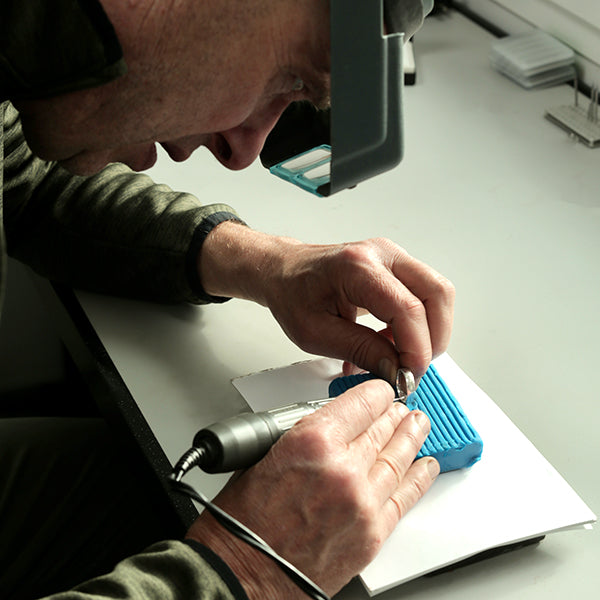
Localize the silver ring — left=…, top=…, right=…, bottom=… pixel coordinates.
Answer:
left=395, top=368, right=416, bottom=402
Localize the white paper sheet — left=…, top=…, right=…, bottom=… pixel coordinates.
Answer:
left=233, top=354, right=596, bottom=596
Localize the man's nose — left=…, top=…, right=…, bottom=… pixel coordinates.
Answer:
left=209, top=98, right=291, bottom=171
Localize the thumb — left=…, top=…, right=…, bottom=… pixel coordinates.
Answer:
left=314, top=317, right=401, bottom=384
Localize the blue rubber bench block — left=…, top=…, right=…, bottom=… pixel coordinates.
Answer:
left=328, top=365, right=483, bottom=473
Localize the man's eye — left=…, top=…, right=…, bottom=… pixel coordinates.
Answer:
left=291, top=78, right=305, bottom=92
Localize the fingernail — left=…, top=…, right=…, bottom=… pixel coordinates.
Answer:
left=395, top=401, right=410, bottom=417
left=427, top=458, right=440, bottom=479
left=378, top=357, right=398, bottom=385
left=414, top=410, right=430, bottom=434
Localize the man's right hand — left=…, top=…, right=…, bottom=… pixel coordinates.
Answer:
left=198, top=222, right=455, bottom=385
left=186, top=378, right=439, bottom=599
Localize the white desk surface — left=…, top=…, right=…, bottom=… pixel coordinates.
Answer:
left=72, top=11, right=599, bottom=600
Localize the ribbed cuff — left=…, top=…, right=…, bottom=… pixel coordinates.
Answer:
left=183, top=539, right=250, bottom=600
left=185, top=212, right=247, bottom=304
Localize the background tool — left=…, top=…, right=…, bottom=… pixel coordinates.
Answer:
left=545, top=78, right=600, bottom=147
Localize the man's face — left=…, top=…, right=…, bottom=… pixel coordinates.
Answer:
left=14, top=0, right=330, bottom=176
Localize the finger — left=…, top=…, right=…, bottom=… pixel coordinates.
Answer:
left=342, top=241, right=454, bottom=378
left=387, top=247, right=455, bottom=362
left=304, top=310, right=413, bottom=384
left=368, top=410, right=431, bottom=504
left=380, top=457, right=440, bottom=536
left=341, top=263, right=433, bottom=380
left=345, top=401, right=411, bottom=472
left=317, top=378, right=395, bottom=442
left=340, top=328, right=399, bottom=379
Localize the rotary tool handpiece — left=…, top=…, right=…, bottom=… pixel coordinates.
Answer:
left=173, top=368, right=415, bottom=480
left=173, top=399, right=331, bottom=478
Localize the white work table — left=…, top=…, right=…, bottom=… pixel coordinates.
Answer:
left=47, top=10, right=599, bottom=600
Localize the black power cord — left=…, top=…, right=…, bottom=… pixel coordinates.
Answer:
left=170, top=478, right=331, bottom=600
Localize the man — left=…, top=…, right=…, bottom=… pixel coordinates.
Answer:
left=1, top=1, right=455, bottom=599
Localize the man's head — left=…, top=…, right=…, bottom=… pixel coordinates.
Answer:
left=14, top=0, right=331, bottom=175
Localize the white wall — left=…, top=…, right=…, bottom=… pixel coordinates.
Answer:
left=456, top=0, right=600, bottom=84
left=545, top=0, right=600, bottom=30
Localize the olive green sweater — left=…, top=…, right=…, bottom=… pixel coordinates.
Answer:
left=1, top=1, right=248, bottom=598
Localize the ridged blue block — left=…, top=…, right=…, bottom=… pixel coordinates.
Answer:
left=328, top=365, right=483, bottom=473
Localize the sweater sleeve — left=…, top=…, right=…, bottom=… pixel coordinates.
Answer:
left=2, top=102, right=244, bottom=304
left=40, top=540, right=249, bottom=600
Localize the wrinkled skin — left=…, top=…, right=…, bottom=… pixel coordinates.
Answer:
left=187, top=379, right=439, bottom=598
left=199, top=223, right=455, bottom=382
